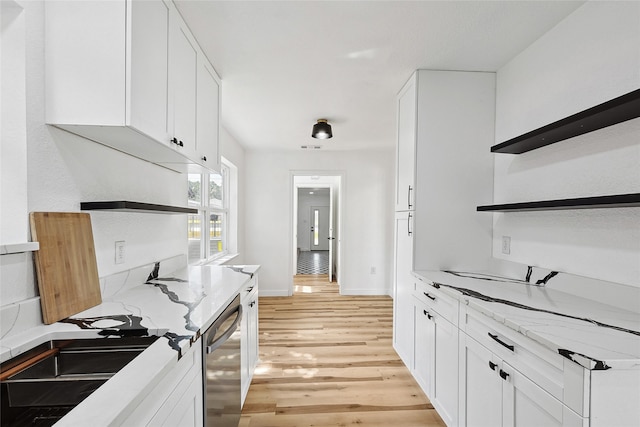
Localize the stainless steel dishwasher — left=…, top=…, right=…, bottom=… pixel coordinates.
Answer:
left=203, top=295, right=243, bottom=427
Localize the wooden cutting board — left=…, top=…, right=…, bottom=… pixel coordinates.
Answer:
left=30, top=212, right=102, bottom=324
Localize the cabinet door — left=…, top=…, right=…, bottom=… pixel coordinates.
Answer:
left=459, top=333, right=502, bottom=427
left=247, top=297, right=259, bottom=371
left=413, top=300, right=435, bottom=394
left=196, top=57, right=221, bottom=171
left=432, top=315, right=458, bottom=427
left=157, top=373, right=204, bottom=427
left=128, top=0, right=170, bottom=145
left=393, top=211, right=414, bottom=366
left=395, top=74, right=417, bottom=211
left=502, top=362, right=579, bottom=427
left=241, top=287, right=259, bottom=405
left=169, top=9, right=198, bottom=157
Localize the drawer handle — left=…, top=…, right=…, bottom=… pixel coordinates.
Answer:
left=423, top=310, right=433, bottom=320
left=488, top=333, right=514, bottom=352
left=423, top=292, right=436, bottom=301
left=499, top=369, right=510, bottom=381
left=488, top=361, right=498, bottom=371
left=246, top=286, right=254, bottom=293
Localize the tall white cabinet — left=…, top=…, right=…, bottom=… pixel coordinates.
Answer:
left=392, top=70, right=496, bottom=426
left=392, top=76, right=417, bottom=367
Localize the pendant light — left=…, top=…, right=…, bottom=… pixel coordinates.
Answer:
left=311, top=119, right=333, bottom=139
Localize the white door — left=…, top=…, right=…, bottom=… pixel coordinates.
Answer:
left=310, top=206, right=330, bottom=251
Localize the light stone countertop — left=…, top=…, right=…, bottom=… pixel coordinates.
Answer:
left=0, top=264, right=259, bottom=426
left=412, top=269, right=640, bottom=370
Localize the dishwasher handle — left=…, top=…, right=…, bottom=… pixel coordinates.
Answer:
left=206, top=304, right=243, bottom=354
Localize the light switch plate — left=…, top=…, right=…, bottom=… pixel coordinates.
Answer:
left=115, top=240, right=125, bottom=264
left=501, top=236, right=511, bottom=255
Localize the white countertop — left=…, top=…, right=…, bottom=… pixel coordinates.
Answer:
left=412, top=269, right=640, bottom=371
left=0, top=264, right=259, bottom=426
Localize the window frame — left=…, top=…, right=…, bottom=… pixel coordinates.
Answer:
left=188, top=163, right=230, bottom=265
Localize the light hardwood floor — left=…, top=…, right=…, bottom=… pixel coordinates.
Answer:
left=239, top=275, right=446, bottom=427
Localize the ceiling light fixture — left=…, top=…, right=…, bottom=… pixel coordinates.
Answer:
left=311, top=119, right=333, bottom=139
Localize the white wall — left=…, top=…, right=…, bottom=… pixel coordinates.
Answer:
left=244, top=149, right=394, bottom=296
left=493, top=1, right=640, bottom=287
left=2, top=1, right=188, bottom=307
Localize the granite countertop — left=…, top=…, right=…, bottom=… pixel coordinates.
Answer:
left=0, top=264, right=259, bottom=426
left=412, top=269, right=640, bottom=371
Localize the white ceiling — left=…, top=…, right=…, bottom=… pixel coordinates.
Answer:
left=174, top=1, right=584, bottom=152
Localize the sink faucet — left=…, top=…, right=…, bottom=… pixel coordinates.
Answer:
left=526, top=266, right=558, bottom=287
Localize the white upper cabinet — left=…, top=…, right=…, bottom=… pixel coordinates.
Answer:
left=45, top=0, right=220, bottom=173
left=129, top=0, right=171, bottom=146
left=169, top=12, right=198, bottom=159
left=195, top=58, right=221, bottom=172
left=395, top=76, right=417, bottom=212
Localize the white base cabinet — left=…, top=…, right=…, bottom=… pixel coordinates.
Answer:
left=458, top=332, right=584, bottom=427
left=241, top=277, right=259, bottom=405
left=413, top=279, right=459, bottom=427
left=121, top=342, right=203, bottom=426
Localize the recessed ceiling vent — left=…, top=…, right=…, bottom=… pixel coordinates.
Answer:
left=300, top=145, right=322, bottom=150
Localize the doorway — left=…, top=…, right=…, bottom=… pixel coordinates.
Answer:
left=291, top=172, right=343, bottom=295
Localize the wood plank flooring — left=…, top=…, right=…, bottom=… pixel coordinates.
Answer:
left=239, top=275, right=446, bottom=427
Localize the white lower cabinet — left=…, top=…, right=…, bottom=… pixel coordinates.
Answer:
left=459, top=332, right=583, bottom=427
left=149, top=367, right=204, bottom=426
left=121, top=342, right=203, bottom=426
left=241, top=277, right=259, bottom=405
left=413, top=282, right=459, bottom=427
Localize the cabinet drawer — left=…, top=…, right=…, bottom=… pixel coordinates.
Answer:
left=413, top=277, right=458, bottom=325
left=462, top=305, right=587, bottom=416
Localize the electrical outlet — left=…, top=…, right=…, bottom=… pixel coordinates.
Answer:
left=501, top=236, right=511, bottom=255
left=115, top=240, right=125, bottom=264
left=370, top=266, right=376, bottom=275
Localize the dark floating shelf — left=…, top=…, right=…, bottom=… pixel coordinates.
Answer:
left=81, top=201, right=197, bottom=214
left=491, top=89, right=640, bottom=154
left=477, top=193, right=640, bottom=212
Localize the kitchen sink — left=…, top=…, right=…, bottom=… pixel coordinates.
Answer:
left=1, top=336, right=159, bottom=426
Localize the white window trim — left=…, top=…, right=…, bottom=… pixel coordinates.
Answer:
left=188, top=163, right=231, bottom=265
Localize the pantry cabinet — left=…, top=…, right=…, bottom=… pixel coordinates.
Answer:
left=394, top=76, right=417, bottom=212
left=45, top=0, right=220, bottom=173
left=393, top=211, right=415, bottom=367
left=392, top=69, right=495, bottom=425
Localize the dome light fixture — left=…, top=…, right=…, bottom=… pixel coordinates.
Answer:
left=311, top=119, right=333, bottom=139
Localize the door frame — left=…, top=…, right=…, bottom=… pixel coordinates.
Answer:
left=290, top=171, right=345, bottom=295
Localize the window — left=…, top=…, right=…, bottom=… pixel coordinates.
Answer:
left=188, top=163, right=230, bottom=264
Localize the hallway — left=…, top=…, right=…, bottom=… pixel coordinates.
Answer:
left=296, top=250, right=329, bottom=275
left=239, top=275, right=445, bottom=427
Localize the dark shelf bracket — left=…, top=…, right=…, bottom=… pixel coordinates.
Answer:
left=491, top=89, right=640, bottom=154
left=477, top=193, right=640, bottom=212
left=81, top=201, right=197, bottom=214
